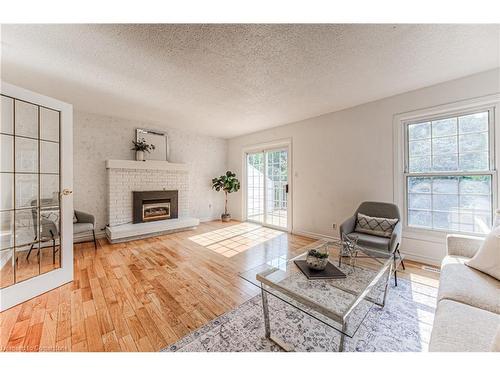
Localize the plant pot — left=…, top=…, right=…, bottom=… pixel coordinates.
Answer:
left=136, top=150, right=145, bottom=161
left=221, top=213, right=231, bottom=222
left=306, top=249, right=329, bottom=270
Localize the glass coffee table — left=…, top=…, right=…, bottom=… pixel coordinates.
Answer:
left=239, top=239, right=401, bottom=351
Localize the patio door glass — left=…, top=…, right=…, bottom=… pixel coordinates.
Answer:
left=246, top=148, right=289, bottom=230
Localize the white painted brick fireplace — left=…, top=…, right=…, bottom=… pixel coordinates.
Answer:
left=105, top=160, right=199, bottom=242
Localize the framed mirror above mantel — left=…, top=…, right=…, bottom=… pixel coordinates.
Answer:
left=136, top=128, right=169, bottom=161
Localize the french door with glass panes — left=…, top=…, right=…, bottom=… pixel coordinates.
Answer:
left=0, top=82, right=73, bottom=311
left=246, top=147, right=290, bottom=231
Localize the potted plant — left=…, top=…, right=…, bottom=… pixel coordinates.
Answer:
left=131, top=138, right=155, bottom=161
left=305, top=248, right=330, bottom=270
left=212, top=171, right=240, bottom=222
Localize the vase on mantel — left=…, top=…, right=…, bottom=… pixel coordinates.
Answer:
left=136, top=150, right=145, bottom=161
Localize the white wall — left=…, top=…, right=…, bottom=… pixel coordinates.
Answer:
left=73, top=111, right=227, bottom=236
left=227, top=68, right=500, bottom=265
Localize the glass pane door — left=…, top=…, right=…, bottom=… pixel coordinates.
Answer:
left=246, top=152, right=264, bottom=223
left=246, top=148, right=289, bottom=230
left=265, top=149, right=288, bottom=228
left=0, top=95, right=61, bottom=289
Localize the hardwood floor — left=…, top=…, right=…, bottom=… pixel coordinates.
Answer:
left=0, top=220, right=439, bottom=352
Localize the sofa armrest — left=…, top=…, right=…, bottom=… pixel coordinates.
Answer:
left=339, top=214, right=356, bottom=237
left=446, top=234, right=484, bottom=258
left=75, top=210, right=96, bottom=228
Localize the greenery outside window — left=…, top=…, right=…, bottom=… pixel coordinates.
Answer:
left=405, top=109, right=495, bottom=234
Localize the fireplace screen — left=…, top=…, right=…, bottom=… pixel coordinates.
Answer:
left=132, top=190, right=178, bottom=224
left=142, top=202, right=171, bottom=222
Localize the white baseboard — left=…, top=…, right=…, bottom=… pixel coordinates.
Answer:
left=199, top=216, right=222, bottom=223
left=291, top=229, right=338, bottom=241
left=73, top=230, right=105, bottom=244
left=398, top=251, right=441, bottom=267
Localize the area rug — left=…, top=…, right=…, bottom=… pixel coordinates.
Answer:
left=163, top=277, right=437, bottom=352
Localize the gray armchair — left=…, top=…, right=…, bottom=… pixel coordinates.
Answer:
left=340, top=201, right=405, bottom=285
left=74, top=210, right=97, bottom=250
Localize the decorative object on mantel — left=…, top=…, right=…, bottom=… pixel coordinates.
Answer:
left=131, top=138, right=155, bottom=161
left=212, top=171, right=241, bottom=222
left=136, top=128, right=168, bottom=161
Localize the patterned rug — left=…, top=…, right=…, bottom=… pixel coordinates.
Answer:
left=163, top=277, right=437, bottom=352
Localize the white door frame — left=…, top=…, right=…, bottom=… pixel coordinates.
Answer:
left=241, top=138, right=293, bottom=232
left=0, top=82, right=73, bottom=312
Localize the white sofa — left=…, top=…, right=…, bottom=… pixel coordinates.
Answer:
left=429, top=234, right=500, bottom=351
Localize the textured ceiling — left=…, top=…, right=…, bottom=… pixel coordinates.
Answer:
left=1, top=24, right=499, bottom=138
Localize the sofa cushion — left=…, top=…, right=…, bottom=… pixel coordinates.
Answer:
left=73, top=222, right=94, bottom=235
left=466, top=226, right=500, bottom=280
left=355, top=213, right=398, bottom=238
left=438, top=255, right=500, bottom=314
left=348, top=232, right=391, bottom=251
left=429, top=299, right=499, bottom=352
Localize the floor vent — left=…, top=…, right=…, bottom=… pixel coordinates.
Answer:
left=422, top=265, right=440, bottom=273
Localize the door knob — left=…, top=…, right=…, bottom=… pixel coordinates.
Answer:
left=61, top=189, right=73, bottom=196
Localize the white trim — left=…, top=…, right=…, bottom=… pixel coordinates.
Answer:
left=393, top=93, right=500, bottom=244
left=397, top=250, right=441, bottom=267
left=105, top=159, right=188, bottom=171
left=1, top=82, right=73, bottom=312
left=199, top=215, right=223, bottom=223
left=241, top=138, right=293, bottom=232
left=291, top=229, right=338, bottom=241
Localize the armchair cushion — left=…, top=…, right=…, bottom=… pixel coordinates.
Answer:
left=347, top=232, right=391, bottom=251
left=73, top=222, right=94, bottom=235
left=355, top=212, right=398, bottom=238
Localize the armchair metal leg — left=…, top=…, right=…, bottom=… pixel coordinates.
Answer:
left=393, top=252, right=398, bottom=287
left=397, top=249, right=405, bottom=270
left=92, top=230, right=97, bottom=250
left=26, top=236, right=37, bottom=260
left=52, top=239, right=56, bottom=264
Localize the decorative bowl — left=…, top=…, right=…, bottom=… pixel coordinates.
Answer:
left=306, top=248, right=329, bottom=271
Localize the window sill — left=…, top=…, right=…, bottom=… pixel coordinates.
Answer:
left=403, top=226, right=487, bottom=244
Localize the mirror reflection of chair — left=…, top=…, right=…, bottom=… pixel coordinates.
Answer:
left=25, top=198, right=60, bottom=264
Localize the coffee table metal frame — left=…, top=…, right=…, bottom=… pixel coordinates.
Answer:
left=246, top=240, right=401, bottom=352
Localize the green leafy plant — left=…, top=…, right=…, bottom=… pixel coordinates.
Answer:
left=212, top=171, right=241, bottom=216
left=131, top=138, right=156, bottom=153
left=307, top=249, right=329, bottom=259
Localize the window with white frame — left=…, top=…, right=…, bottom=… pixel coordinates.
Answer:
left=404, top=109, right=495, bottom=234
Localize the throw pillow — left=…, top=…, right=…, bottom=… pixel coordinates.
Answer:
left=355, top=213, right=398, bottom=238
left=466, top=226, right=500, bottom=281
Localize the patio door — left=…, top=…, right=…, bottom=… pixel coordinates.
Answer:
left=246, top=147, right=290, bottom=231
left=0, top=82, right=73, bottom=311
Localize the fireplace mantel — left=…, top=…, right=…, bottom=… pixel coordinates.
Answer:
left=106, top=159, right=188, bottom=171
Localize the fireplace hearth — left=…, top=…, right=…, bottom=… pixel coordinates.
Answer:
left=132, top=190, right=178, bottom=224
